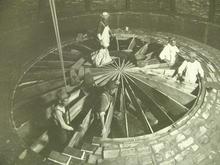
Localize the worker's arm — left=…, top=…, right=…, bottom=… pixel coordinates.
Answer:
left=109, top=28, right=115, bottom=37
left=97, top=22, right=104, bottom=41
left=197, top=62, right=204, bottom=78
left=100, top=112, right=106, bottom=136
left=175, top=46, right=180, bottom=53
left=159, top=45, right=168, bottom=61
left=178, top=60, right=187, bottom=76
left=55, top=110, right=74, bottom=131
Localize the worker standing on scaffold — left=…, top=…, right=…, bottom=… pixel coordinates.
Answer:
left=91, top=12, right=113, bottom=67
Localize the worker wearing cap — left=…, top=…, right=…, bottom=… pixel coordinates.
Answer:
left=177, top=52, right=204, bottom=84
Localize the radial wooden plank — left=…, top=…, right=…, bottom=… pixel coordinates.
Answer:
left=14, top=85, right=78, bottom=111
left=21, top=69, right=68, bottom=82
left=127, top=36, right=136, bottom=51
left=68, top=109, right=93, bottom=147
left=68, top=95, right=88, bottom=121
left=86, top=67, right=117, bottom=77
left=34, top=60, right=74, bottom=68
left=102, top=87, right=119, bottom=138
left=116, top=37, right=120, bottom=51
left=121, top=77, right=129, bottom=137
left=15, top=78, right=70, bottom=102
left=125, top=67, right=198, bottom=94
left=125, top=84, right=175, bottom=124
left=134, top=43, right=149, bottom=58
left=133, top=71, right=198, bottom=94
left=96, top=71, right=118, bottom=87
left=147, top=68, right=175, bottom=77
left=127, top=72, right=196, bottom=105
left=125, top=73, right=188, bottom=116
left=142, top=63, right=169, bottom=69
left=94, top=73, right=115, bottom=85
left=122, top=75, right=154, bottom=133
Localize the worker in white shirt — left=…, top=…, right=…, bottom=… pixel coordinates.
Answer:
left=97, top=12, right=113, bottom=48
left=159, top=38, right=180, bottom=67
left=92, top=12, right=113, bottom=67
left=177, top=52, right=204, bottom=84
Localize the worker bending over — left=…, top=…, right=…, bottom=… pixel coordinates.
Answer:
left=177, top=52, right=204, bottom=84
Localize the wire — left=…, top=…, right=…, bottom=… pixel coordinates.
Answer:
left=49, top=0, right=70, bottom=124
left=49, top=0, right=67, bottom=91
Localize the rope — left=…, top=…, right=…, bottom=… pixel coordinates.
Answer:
left=49, top=0, right=71, bottom=124
left=49, top=0, right=67, bottom=91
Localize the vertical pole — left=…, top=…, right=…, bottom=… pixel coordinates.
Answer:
left=49, top=0, right=67, bottom=91
left=49, top=0, right=70, bottom=124
left=209, top=0, right=215, bottom=22
left=126, top=0, right=131, bottom=10
left=85, top=0, right=91, bottom=12
left=170, top=0, right=176, bottom=14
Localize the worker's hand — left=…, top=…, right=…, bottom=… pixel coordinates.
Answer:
left=102, top=127, right=107, bottom=136
left=97, top=34, right=102, bottom=41
left=67, top=126, right=74, bottom=131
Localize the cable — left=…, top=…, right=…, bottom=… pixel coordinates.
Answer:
left=49, top=0, right=70, bottom=124
left=49, top=0, right=67, bottom=91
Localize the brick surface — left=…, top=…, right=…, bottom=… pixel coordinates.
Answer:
left=152, top=143, right=165, bottom=153
left=125, top=156, right=139, bottom=165
left=178, top=137, right=194, bottom=150
left=159, top=159, right=175, bottom=165
left=176, top=134, right=186, bottom=143
left=69, top=157, right=84, bottom=165
left=138, top=155, right=153, bottom=165
left=48, top=151, right=70, bottom=164
left=63, top=147, right=84, bottom=159
left=120, top=148, right=137, bottom=157
left=136, top=145, right=151, bottom=155
left=87, top=154, right=98, bottom=164
left=103, top=149, right=120, bottom=159
left=193, top=153, right=207, bottom=164
left=81, top=143, right=98, bottom=153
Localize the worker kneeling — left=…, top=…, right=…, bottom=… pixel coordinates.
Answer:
left=177, top=52, right=204, bottom=84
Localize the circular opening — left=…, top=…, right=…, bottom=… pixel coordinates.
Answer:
left=12, top=29, right=204, bottom=154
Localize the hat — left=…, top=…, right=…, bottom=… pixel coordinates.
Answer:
left=101, top=12, right=110, bottom=19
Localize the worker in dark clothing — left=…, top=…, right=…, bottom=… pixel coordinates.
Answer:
left=145, top=38, right=164, bottom=60
left=92, top=81, right=118, bottom=136
left=48, top=89, right=74, bottom=152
